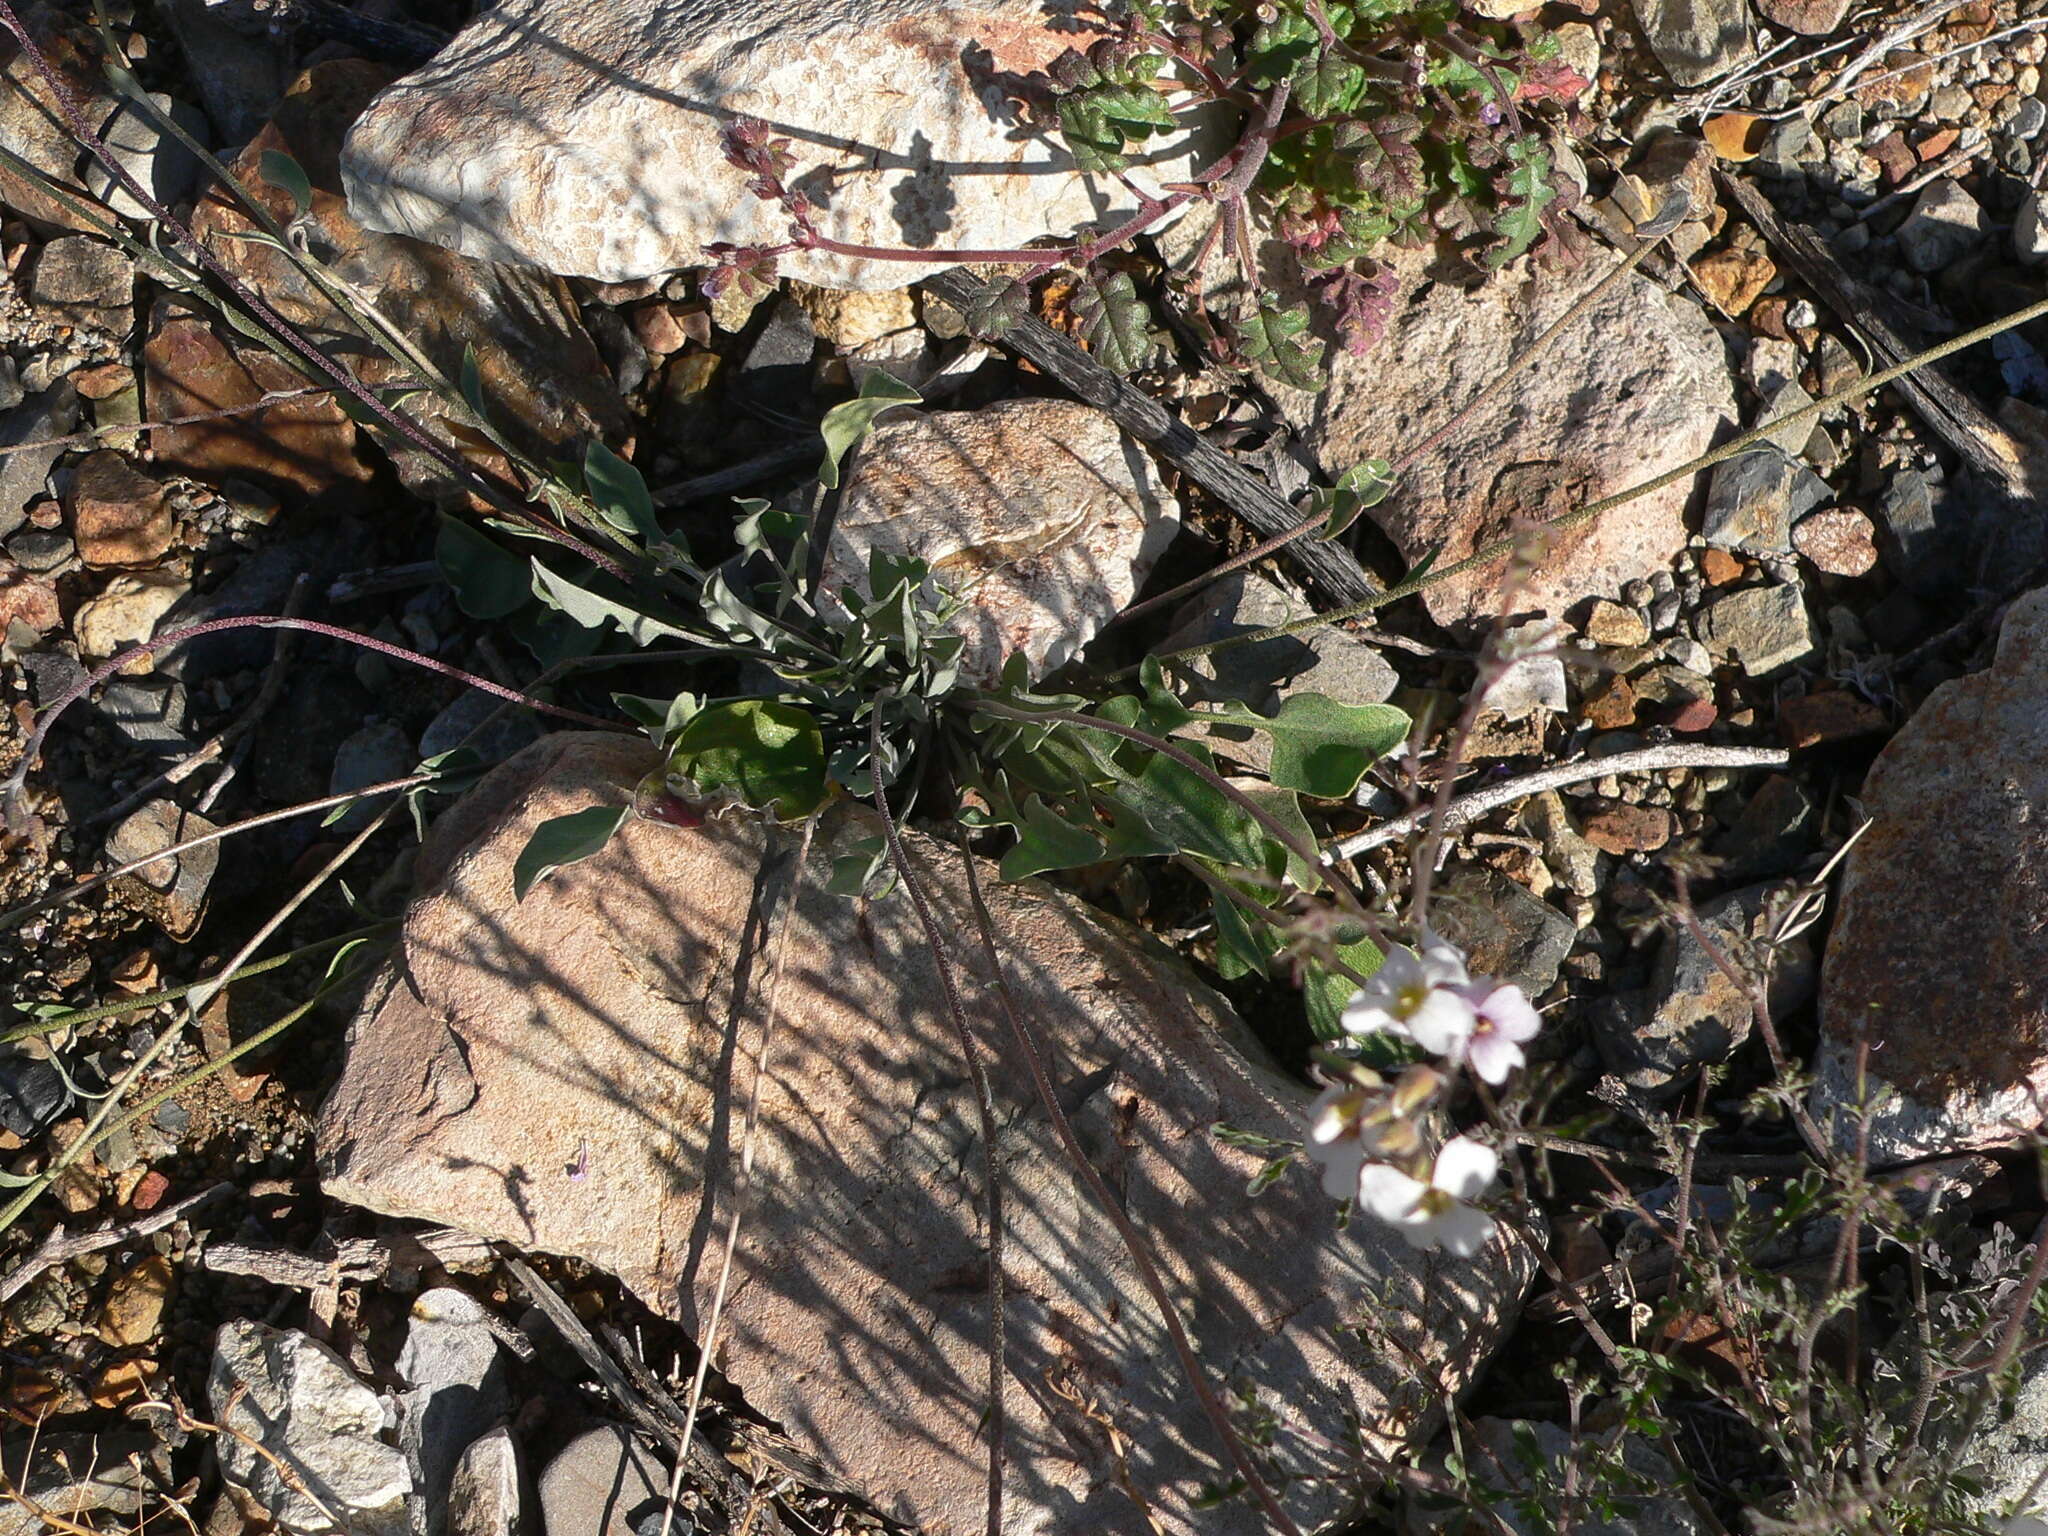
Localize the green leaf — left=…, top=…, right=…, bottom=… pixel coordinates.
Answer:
left=459, top=344, right=487, bottom=421
left=1292, top=50, right=1367, bottom=116
left=1302, top=938, right=1385, bottom=1041
left=999, top=795, right=1108, bottom=880
left=667, top=700, right=829, bottom=820
left=827, top=834, right=895, bottom=899
left=1485, top=135, right=1558, bottom=271
left=1056, top=96, right=1127, bottom=173
left=1244, top=9, right=1318, bottom=86
left=259, top=149, right=312, bottom=216
left=1316, top=459, right=1395, bottom=539
left=530, top=559, right=694, bottom=645
left=1237, top=298, right=1325, bottom=390
left=818, top=370, right=921, bottom=489
left=960, top=279, right=1029, bottom=339
left=1198, top=694, right=1411, bottom=800
left=584, top=440, right=662, bottom=543
left=1108, top=750, right=1293, bottom=879
left=436, top=515, right=531, bottom=619
left=514, top=804, right=628, bottom=901
left=1211, top=888, right=1274, bottom=979
left=1073, top=270, right=1160, bottom=373
left=1090, top=81, right=1176, bottom=129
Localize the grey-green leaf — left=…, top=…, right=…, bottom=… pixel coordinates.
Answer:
left=513, top=804, right=628, bottom=902
left=437, top=515, right=531, bottom=619
left=1198, top=693, right=1411, bottom=800
left=667, top=699, right=829, bottom=821
left=998, top=795, right=1108, bottom=881
left=530, top=559, right=694, bottom=645
left=584, top=440, right=661, bottom=543
left=259, top=149, right=312, bottom=216
left=819, top=370, right=921, bottom=489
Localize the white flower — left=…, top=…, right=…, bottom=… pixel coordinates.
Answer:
left=1304, top=1082, right=1378, bottom=1199
left=1455, top=982, right=1544, bottom=1085
left=1357, top=1136, right=1500, bottom=1257
left=1341, top=936, right=1476, bottom=1057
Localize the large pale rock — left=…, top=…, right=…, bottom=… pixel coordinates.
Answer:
left=338, top=0, right=1220, bottom=290
left=317, top=732, right=1536, bottom=1536
left=825, top=399, right=1179, bottom=681
left=1816, top=587, right=2048, bottom=1161
left=210, top=1320, right=411, bottom=1535
left=193, top=61, right=626, bottom=502
left=1284, top=254, right=1733, bottom=630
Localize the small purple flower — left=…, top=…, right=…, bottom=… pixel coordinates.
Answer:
left=1479, top=100, right=1503, bottom=125
left=1455, top=982, right=1544, bottom=1085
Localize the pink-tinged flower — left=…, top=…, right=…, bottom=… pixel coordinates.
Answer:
left=1357, top=1136, right=1499, bottom=1257
left=1456, top=982, right=1544, bottom=1085
left=1304, top=1080, right=1379, bottom=1200
left=1340, top=936, right=1476, bottom=1057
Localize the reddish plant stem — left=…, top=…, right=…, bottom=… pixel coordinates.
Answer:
left=2, top=615, right=622, bottom=820
left=0, top=0, right=631, bottom=582
left=755, top=77, right=1292, bottom=288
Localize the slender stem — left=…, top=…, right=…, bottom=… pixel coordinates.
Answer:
left=2, top=614, right=624, bottom=824
left=1156, top=289, right=2048, bottom=666
left=1, top=924, right=393, bottom=1044
left=954, top=841, right=1308, bottom=1536
left=657, top=811, right=822, bottom=1536
left=0, top=772, right=437, bottom=937
left=871, top=710, right=1006, bottom=1536
left=0, top=800, right=392, bottom=1236
left=0, top=0, right=630, bottom=580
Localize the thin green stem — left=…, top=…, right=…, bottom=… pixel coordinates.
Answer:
left=1151, top=289, right=2048, bottom=667
left=1, top=924, right=393, bottom=1045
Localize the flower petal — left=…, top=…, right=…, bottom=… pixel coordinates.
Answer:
left=1340, top=996, right=1402, bottom=1038
left=1358, top=1163, right=1426, bottom=1224
left=1314, top=1139, right=1366, bottom=1199
left=1476, top=984, right=1543, bottom=1043
left=1426, top=1202, right=1498, bottom=1258
left=1432, top=1135, right=1499, bottom=1200
left=1417, top=932, right=1471, bottom=989
left=1405, top=990, right=1477, bottom=1057
left=1465, top=1031, right=1525, bottom=1086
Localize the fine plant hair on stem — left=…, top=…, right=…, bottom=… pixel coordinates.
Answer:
left=655, top=809, right=822, bottom=1536
left=0, top=0, right=633, bottom=580
left=954, top=840, right=1309, bottom=1536
left=1, top=614, right=624, bottom=824
left=870, top=706, right=1008, bottom=1536
left=1, top=923, right=393, bottom=1043
left=1155, top=287, right=2048, bottom=668
left=1115, top=224, right=1674, bottom=630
